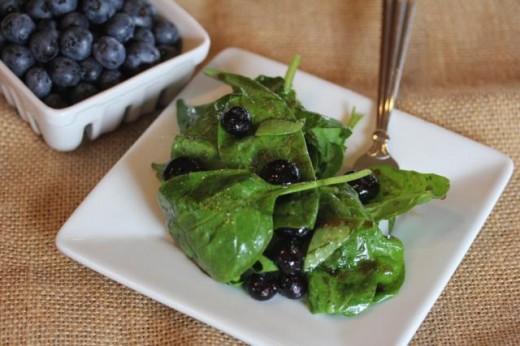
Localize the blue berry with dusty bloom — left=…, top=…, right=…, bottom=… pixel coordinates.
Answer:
left=93, top=36, right=126, bottom=69
left=123, top=0, right=156, bottom=28
left=153, top=19, right=180, bottom=46
left=60, top=11, right=89, bottom=30
left=98, top=69, right=123, bottom=90
left=105, top=12, right=135, bottom=43
left=49, top=0, right=77, bottom=16
left=60, top=26, right=93, bottom=61
left=82, top=0, right=115, bottom=24
left=48, top=56, right=81, bottom=87
left=1, top=13, right=35, bottom=44
left=26, top=0, right=54, bottom=19
left=80, top=57, right=103, bottom=83
left=29, top=29, right=59, bottom=63
left=1, top=43, right=35, bottom=76
left=25, top=66, right=52, bottom=99
left=123, top=41, right=159, bottom=70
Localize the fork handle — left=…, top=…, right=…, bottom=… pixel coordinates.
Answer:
left=375, top=0, right=416, bottom=141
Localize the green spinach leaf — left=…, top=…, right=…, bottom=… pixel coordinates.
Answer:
left=218, top=124, right=316, bottom=180
left=158, top=169, right=372, bottom=283
left=171, top=95, right=238, bottom=169
left=366, top=165, right=450, bottom=221
left=255, top=119, right=304, bottom=136
left=304, top=184, right=371, bottom=271
left=272, top=190, right=320, bottom=230
left=304, top=182, right=405, bottom=316
left=204, top=68, right=297, bottom=123
left=307, top=225, right=405, bottom=316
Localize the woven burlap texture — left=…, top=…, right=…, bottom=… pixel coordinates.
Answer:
left=1, top=0, right=519, bottom=345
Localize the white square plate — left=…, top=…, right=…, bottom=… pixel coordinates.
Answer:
left=56, top=48, right=513, bottom=346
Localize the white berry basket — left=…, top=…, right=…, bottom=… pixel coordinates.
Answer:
left=0, top=0, right=210, bottom=151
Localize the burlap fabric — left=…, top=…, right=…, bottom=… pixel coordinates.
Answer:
left=1, top=0, right=519, bottom=344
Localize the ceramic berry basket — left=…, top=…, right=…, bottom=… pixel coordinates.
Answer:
left=0, top=0, right=210, bottom=151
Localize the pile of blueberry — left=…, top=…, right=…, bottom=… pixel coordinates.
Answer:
left=0, top=0, right=182, bottom=108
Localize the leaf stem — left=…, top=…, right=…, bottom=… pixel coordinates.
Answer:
left=284, top=55, right=301, bottom=94
left=278, top=169, right=372, bottom=196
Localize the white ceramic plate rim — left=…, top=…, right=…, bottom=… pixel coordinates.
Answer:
left=56, top=47, right=513, bottom=346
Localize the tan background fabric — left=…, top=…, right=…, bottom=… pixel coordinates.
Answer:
left=1, top=0, right=519, bottom=344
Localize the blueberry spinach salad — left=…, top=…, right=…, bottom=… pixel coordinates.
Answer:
left=0, top=0, right=182, bottom=108
left=154, top=57, right=450, bottom=316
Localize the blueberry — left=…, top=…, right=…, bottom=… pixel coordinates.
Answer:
left=82, top=0, right=116, bottom=24
left=113, top=0, right=125, bottom=11
left=153, top=19, right=180, bottom=46
left=105, top=12, right=135, bottom=43
left=60, top=26, right=93, bottom=61
left=1, top=44, right=35, bottom=76
left=0, top=31, right=5, bottom=50
left=49, top=0, right=77, bottom=16
left=346, top=171, right=380, bottom=204
left=123, top=41, right=159, bottom=70
left=69, top=82, right=98, bottom=103
left=97, top=68, right=122, bottom=90
left=80, top=57, right=102, bottom=83
left=123, top=0, right=156, bottom=28
left=60, top=11, right=89, bottom=30
left=92, top=36, right=125, bottom=69
left=43, top=93, right=68, bottom=108
left=36, top=19, right=58, bottom=33
left=48, top=56, right=81, bottom=87
left=0, top=0, right=23, bottom=18
left=162, top=157, right=204, bottom=180
left=220, top=106, right=253, bottom=138
left=272, top=243, right=304, bottom=275
left=243, top=273, right=278, bottom=301
left=260, top=160, right=301, bottom=185
left=24, top=66, right=52, bottom=99
left=275, top=227, right=310, bottom=239
left=158, top=45, right=180, bottom=62
left=26, top=0, right=53, bottom=19
left=279, top=273, right=307, bottom=299
left=1, top=13, right=36, bottom=44
left=274, top=227, right=312, bottom=256
left=28, top=29, right=59, bottom=63
left=133, top=27, right=154, bottom=44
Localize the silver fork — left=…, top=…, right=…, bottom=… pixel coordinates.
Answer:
left=353, top=0, right=416, bottom=170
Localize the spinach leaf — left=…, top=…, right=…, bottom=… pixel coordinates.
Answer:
left=346, top=106, right=364, bottom=128
left=291, top=108, right=351, bottom=178
left=206, top=57, right=352, bottom=179
left=304, top=184, right=371, bottom=271
left=272, top=190, right=320, bottom=230
left=218, top=124, right=316, bottom=180
left=158, top=169, right=372, bottom=283
left=151, top=162, right=166, bottom=180
left=255, top=119, right=304, bottom=136
left=171, top=95, right=238, bottom=169
left=252, top=255, right=279, bottom=274
left=307, top=126, right=351, bottom=178
left=366, top=165, right=450, bottom=221
left=304, top=182, right=405, bottom=316
left=158, top=170, right=279, bottom=283
left=176, top=99, right=205, bottom=133
left=203, top=69, right=316, bottom=180
left=255, top=55, right=300, bottom=106
left=204, top=68, right=297, bottom=122
left=307, top=225, right=405, bottom=316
